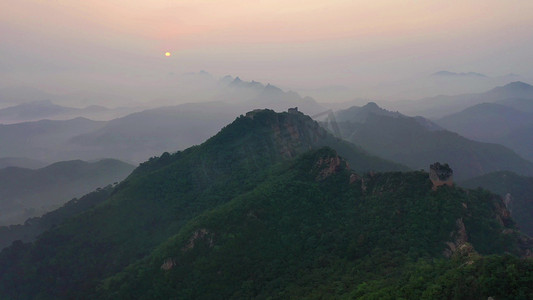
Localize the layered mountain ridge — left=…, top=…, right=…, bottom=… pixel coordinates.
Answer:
left=0, top=109, right=531, bottom=299
left=0, top=159, right=135, bottom=226
left=330, top=103, right=533, bottom=180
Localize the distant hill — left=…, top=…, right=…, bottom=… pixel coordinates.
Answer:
left=460, top=171, right=533, bottom=237
left=0, top=185, right=113, bottom=250
left=0, top=79, right=328, bottom=164
left=395, top=81, right=533, bottom=119
left=334, top=102, right=402, bottom=123
left=0, top=157, right=46, bottom=169
left=0, top=109, right=529, bottom=299
left=0, top=100, right=108, bottom=123
left=436, top=102, right=533, bottom=162
left=0, top=117, right=106, bottom=163
left=68, top=98, right=327, bottom=163
left=214, top=76, right=327, bottom=115
left=436, top=102, right=533, bottom=141
left=0, top=159, right=134, bottom=225
left=497, top=123, right=533, bottom=163
left=68, top=102, right=241, bottom=163
left=333, top=103, right=533, bottom=180
left=497, top=97, right=533, bottom=112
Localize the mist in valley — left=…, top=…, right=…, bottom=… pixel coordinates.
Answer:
left=1, top=1, right=533, bottom=298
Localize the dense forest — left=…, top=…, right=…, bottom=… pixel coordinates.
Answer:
left=0, top=110, right=531, bottom=299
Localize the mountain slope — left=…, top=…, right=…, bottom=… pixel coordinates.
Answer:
left=334, top=104, right=533, bottom=180
left=395, top=81, right=533, bottom=119
left=97, top=150, right=529, bottom=299
left=0, top=100, right=111, bottom=123
left=498, top=123, right=533, bottom=162
left=334, top=102, right=402, bottom=123
left=460, top=171, right=533, bottom=237
left=0, top=117, right=106, bottom=163
left=214, top=77, right=327, bottom=115
left=0, top=157, right=46, bottom=169
left=0, top=185, right=113, bottom=250
left=436, top=102, right=533, bottom=141
left=0, top=110, right=530, bottom=299
left=0, top=159, right=134, bottom=225
left=0, top=109, right=405, bottom=299
left=68, top=102, right=239, bottom=163
left=436, top=102, right=533, bottom=162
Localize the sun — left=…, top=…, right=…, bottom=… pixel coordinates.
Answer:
left=165, top=52, right=171, bottom=57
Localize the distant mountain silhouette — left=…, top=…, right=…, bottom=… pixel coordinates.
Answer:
left=215, top=77, right=327, bottom=115
left=436, top=97, right=533, bottom=162
left=0, top=157, right=47, bottom=169
left=0, top=100, right=110, bottom=123
left=0, top=109, right=528, bottom=299
left=490, top=81, right=533, bottom=97
left=333, top=103, right=533, bottom=180
left=0, top=117, right=106, bottom=163
left=0, top=159, right=134, bottom=226
left=497, top=97, right=533, bottom=112
left=436, top=103, right=533, bottom=141
left=497, top=124, right=533, bottom=163
left=397, top=81, right=533, bottom=119
left=69, top=102, right=240, bottom=163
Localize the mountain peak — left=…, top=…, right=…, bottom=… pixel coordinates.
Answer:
left=311, top=147, right=350, bottom=181
left=263, top=83, right=284, bottom=94
left=489, top=81, right=533, bottom=98
left=203, top=109, right=404, bottom=173
left=335, top=102, right=401, bottom=123
left=502, top=81, right=533, bottom=90
left=361, top=102, right=380, bottom=110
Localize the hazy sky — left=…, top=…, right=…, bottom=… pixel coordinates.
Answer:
left=2, top=0, right=533, bottom=102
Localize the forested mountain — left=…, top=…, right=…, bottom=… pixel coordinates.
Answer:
left=0, top=185, right=113, bottom=250
left=68, top=102, right=240, bottom=163
left=460, top=171, right=533, bottom=237
left=0, top=77, right=327, bottom=164
left=0, top=110, right=530, bottom=299
left=0, top=159, right=134, bottom=226
left=332, top=103, right=533, bottom=180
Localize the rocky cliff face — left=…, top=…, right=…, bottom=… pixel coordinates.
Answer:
left=246, top=109, right=328, bottom=159
left=313, top=154, right=349, bottom=181
left=429, top=162, right=454, bottom=190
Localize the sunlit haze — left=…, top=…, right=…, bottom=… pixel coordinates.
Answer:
left=2, top=0, right=533, bottom=104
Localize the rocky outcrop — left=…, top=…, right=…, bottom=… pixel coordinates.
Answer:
left=160, top=258, right=176, bottom=270
left=429, top=162, right=453, bottom=190
left=182, top=228, right=214, bottom=252
left=262, top=109, right=328, bottom=159
left=444, top=218, right=469, bottom=257
left=493, top=196, right=513, bottom=227
left=314, top=155, right=346, bottom=181
left=503, top=193, right=513, bottom=214
left=349, top=173, right=360, bottom=184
